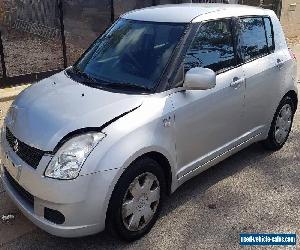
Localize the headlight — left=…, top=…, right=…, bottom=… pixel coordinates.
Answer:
left=45, top=132, right=106, bottom=180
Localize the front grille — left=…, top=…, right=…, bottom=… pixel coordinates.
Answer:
left=6, top=127, right=45, bottom=169
left=4, top=168, right=34, bottom=208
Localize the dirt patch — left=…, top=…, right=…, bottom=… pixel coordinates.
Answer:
left=0, top=28, right=85, bottom=77
left=0, top=100, right=12, bottom=127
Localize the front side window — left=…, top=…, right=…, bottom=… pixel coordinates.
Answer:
left=184, top=19, right=236, bottom=73
left=69, top=19, right=186, bottom=92
left=239, top=17, right=268, bottom=61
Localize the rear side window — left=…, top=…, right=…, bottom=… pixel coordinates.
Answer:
left=184, top=19, right=236, bottom=73
left=239, top=17, right=268, bottom=61
left=264, top=17, right=275, bottom=52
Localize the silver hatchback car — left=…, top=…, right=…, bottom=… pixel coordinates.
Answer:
left=0, top=4, right=298, bottom=241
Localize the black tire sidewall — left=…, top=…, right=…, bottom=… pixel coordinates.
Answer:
left=106, top=157, right=166, bottom=241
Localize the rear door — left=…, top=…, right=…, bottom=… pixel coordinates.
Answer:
left=239, top=16, right=282, bottom=137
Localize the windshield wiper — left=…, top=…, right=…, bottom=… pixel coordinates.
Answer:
left=69, top=67, right=152, bottom=92
left=103, top=82, right=152, bottom=92
left=70, top=66, right=99, bottom=85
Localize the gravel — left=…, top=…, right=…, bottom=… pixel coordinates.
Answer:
left=0, top=29, right=84, bottom=77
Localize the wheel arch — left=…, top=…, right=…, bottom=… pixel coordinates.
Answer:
left=136, top=151, right=173, bottom=195
left=105, top=148, right=175, bottom=223
left=104, top=150, right=174, bottom=237
left=284, top=90, right=298, bottom=112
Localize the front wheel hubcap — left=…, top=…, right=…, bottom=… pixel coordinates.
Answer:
left=274, top=104, right=293, bottom=144
left=122, top=172, right=160, bottom=232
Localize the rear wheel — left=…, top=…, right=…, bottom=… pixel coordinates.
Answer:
left=263, top=96, right=295, bottom=150
left=106, top=157, right=165, bottom=241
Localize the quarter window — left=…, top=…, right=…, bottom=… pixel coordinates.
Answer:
left=239, top=17, right=268, bottom=61
left=184, top=19, right=236, bottom=73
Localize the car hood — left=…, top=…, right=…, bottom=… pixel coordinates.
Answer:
left=6, top=71, right=144, bottom=151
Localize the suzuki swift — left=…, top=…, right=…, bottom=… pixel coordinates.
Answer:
left=0, top=4, right=298, bottom=241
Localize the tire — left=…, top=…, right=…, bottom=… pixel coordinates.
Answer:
left=106, top=157, right=166, bottom=241
left=263, top=96, right=295, bottom=151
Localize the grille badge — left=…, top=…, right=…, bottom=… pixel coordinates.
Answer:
left=6, top=127, right=45, bottom=169
left=13, top=139, right=19, bottom=153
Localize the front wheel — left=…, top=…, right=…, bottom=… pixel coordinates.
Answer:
left=263, top=96, right=295, bottom=150
left=106, top=157, right=165, bottom=241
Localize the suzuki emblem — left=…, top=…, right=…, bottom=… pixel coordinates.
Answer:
left=13, top=139, right=19, bottom=153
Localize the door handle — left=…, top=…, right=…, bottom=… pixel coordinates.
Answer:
left=230, top=77, right=245, bottom=88
left=276, top=58, right=284, bottom=69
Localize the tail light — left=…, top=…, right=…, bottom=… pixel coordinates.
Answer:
left=288, top=48, right=297, bottom=61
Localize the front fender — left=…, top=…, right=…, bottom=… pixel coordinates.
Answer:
left=78, top=95, right=178, bottom=221
left=81, top=93, right=178, bottom=187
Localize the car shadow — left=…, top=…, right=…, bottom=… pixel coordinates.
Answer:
left=160, top=142, right=272, bottom=216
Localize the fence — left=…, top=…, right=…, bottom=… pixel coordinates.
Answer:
left=0, top=0, right=65, bottom=86
left=0, top=0, right=281, bottom=87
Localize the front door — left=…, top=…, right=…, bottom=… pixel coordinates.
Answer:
left=170, top=18, right=246, bottom=178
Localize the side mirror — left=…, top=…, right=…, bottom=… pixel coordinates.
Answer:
left=183, top=67, right=216, bottom=90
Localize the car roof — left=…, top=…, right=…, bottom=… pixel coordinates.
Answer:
left=122, top=3, right=271, bottom=23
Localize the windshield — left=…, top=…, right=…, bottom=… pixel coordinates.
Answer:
left=70, top=19, right=186, bottom=92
